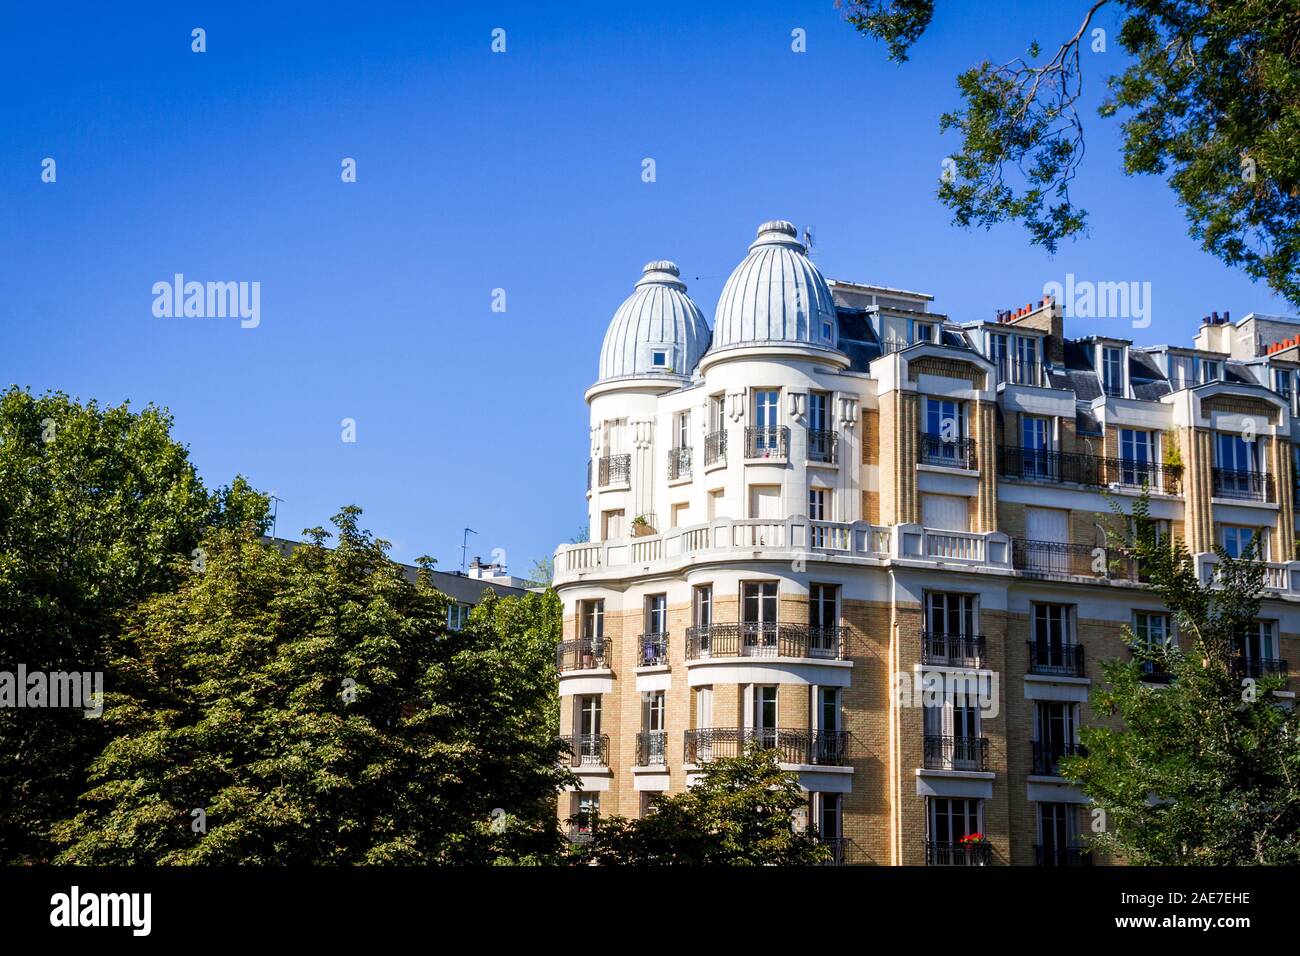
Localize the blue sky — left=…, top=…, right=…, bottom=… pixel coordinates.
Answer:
left=2, top=1, right=1292, bottom=573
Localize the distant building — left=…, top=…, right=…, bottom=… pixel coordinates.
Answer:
left=262, top=537, right=528, bottom=630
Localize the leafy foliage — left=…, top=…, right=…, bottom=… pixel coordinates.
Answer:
left=1063, top=492, right=1300, bottom=864
left=574, top=747, right=830, bottom=865
left=53, top=510, right=573, bottom=864
left=842, top=1, right=1300, bottom=306
left=0, top=386, right=264, bottom=862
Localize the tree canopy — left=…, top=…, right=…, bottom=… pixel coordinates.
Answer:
left=841, top=0, right=1300, bottom=306
left=53, top=509, right=572, bottom=864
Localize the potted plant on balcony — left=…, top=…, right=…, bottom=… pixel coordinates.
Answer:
left=631, top=514, right=656, bottom=537
left=1162, top=428, right=1184, bottom=487
left=958, top=832, right=990, bottom=863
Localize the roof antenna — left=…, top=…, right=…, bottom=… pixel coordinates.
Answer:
left=460, top=527, right=477, bottom=573
left=268, top=494, right=284, bottom=540
left=803, top=225, right=816, bottom=258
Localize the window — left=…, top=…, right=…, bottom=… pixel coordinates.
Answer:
left=1133, top=611, right=1172, bottom=650
left=708, top=394, right=725, bottom=433
left=1025, top=506, right=1069, bottom=544
left=927, top=592, right=976, bottom=637
left=821, top=319, right=833, bottom=341
left=580, top=600, right=604, bottom=642
left=928, top=797, right=982, bottom=848
left=808, top=390, right=829, bottom=432
left=1037, top=803, right=1081, bottom=863
left=693, top=585, right=712, bottom=628
left=576, top=695, right=602, bottom=764
left=1021, top=415, right=1052, bottom=478
left=753, top=389, right=779, bottom=429
left=642, top=689, right=666, bottom=764
left=750, top=685, right=778, bottom=746
left=1014, top=335, right=1039, bottom=384
left=742, top=582, right=778, bottom=655
left=571, top=792, right=600, bottom=836
left=1215, top=432, right=1257, bottom=472
left=639, top=792, right=664, bottom=817
left=1034, top=701, right=1079, bottom=773
left=1219, top=524, right=1266, bottom=560
left=1236, top=620, right=1278, bottom=665
left=1169, top=354, right=1194, bottom=389
left=921, top=493, right=969, bottom=531
left=1031, top=603, right=1077, bottom=674
left=447, top=603, right=471, bottom=631
left=815, top=793, right=843, bottom=854
left=651, top=350, right=667, bottom=368
left=1119, top=428, right=1153, bottom=486
left=1102, top=346, right=1124, bottom=396
left=923, top=682, right=982, bottom=769
left=817, top=686, right=841, bottom=734
left=1274, top=367, right=1294, bottom=402
left=989, top=333, right=1009, bottom=378
left=1198, top=358, right=1222, bottom=383
left=925, top=398, right=963, bottom=441
left=808, top=487, right=828, bottom=521
left=644, top=594, right=667, bottom=635
left=674, top=409, right=691, bottom=452
left=910, top=320, right=936, bottom=344
left=601, top=508, right=624, bottom=540
left=809, top=584, right=839, bottom=656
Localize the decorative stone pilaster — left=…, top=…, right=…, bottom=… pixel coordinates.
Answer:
left=973, top=399, right=998, bottom=532
left=1183, top=426, right=1214, bottom=554
left=1275, top=437, right=1296, bottom=561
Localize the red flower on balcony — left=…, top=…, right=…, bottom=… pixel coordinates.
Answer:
left=959, top=832, right=988, bottom=845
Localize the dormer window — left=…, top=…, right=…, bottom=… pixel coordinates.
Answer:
left=651, top=350, right=668, bottom=369
left=910, top=320, right=936, bottom=344
left=1169, top=354, right=1194, bottom=389
left=822, top=319, right=833, bottom=340
left=1198, top=358, right=1222, bottom=383
left=1102, top=346, right=1125, bottom=398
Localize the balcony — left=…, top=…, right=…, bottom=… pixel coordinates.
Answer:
left=807, top=429, right=838, bottom=464
left=596, top=453, right=630, bottom=487
left=1028, top=640, right=1086, bottom=678
left=703, top=429, right=727, bottom=467
left=1211, top=467, right=1274, bottom=502
left=922, top=735, right=989, bottom=771
left=999, top=446, right=1182, bottom=494
left=818, top=837, right=855, bottom=865
left=926, top=840, right=991, bottom=866
left=558, top=733, right=610, bottom=768
left=918, top=433, right=976, bottom=470
left=921, top=631, right=987, bottom=668
left=565, top=822, right=594, bottom=844
left=995, top=357, right=1047, bottom=387
left=636, top=730, right=667, bottom=766
left=685, top=622, right=844, bottom=660
left=1035, top=844, right=1092, bottom=866
left=637, top=632, right=669, bottom=666
left=1232, top=656, right=1288, bottom=679
left=683, top=727, right=849, bottom=766
left=745, top=426, right=789, bottom=461
left=668, top=446, right=691, bottom=480
left=1136, top=656, right=1175, bottom=684
left=1013, top=539, right=1133, bottom=580
left=1031, top=741, right=1086, bottom=776
left=556, top=636, right=611, bottom=673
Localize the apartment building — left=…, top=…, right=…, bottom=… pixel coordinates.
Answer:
left=551, top=219, right=1299, bottom=865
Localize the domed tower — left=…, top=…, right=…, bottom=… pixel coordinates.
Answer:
left=585, top=260, right=710, bottom=541
left=707, top=220, right=841, bottom=359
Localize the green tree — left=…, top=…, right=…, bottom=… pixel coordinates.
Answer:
left=574, top=748, right=830, bottom=865
left=52, top=508, right=573, bottom=864
left=840, top=1, right=1300, bottom=306
left=1061, top=492, right=1300, bottom=863
left=0, top=386, right=264, bottom=863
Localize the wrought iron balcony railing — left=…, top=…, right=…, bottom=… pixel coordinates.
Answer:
left=918, top=433, right=977, bottom=469
left=556, top=636, right=611, bottom=672
left=921, top=631, right=987, bottom=668
left=818, top=837, right=855, bottom=865
left=1211, top=467, right=1274, bottom=502
left=745, top=426, right=790, bottom=460
left=668, top=446, right=691, bottom=480
left=703, top=429, right=727, bottom=466
left=1035, top=844, right=1092, bottom=866
left=1232, top=656, right=1288, bottom=678
left=637, top=632, right=669, bottom=666
left=1027, top=640, right=1087, bottom=677
left=596, top=453, right=630, bottom=487
left=1032, top=740, right=1086, bottom=776
left=636, top=730, right=667, bottom=767
left=922, top=734, right=989, bottom=771
left=999, top=446, right=1183, bottom=494
left=558, top=733, right=610, bottom=768
left=995, top=356, right=1047, bottom=387
left=1013, top=539, right=1134, bottom=579
left=807, top=429, right=838, bottom=464
left=683, top=727, right=849, bottom=765
left=926, top=840, right=992, bottom=866
left=685, top=622, right=844, bottom=660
